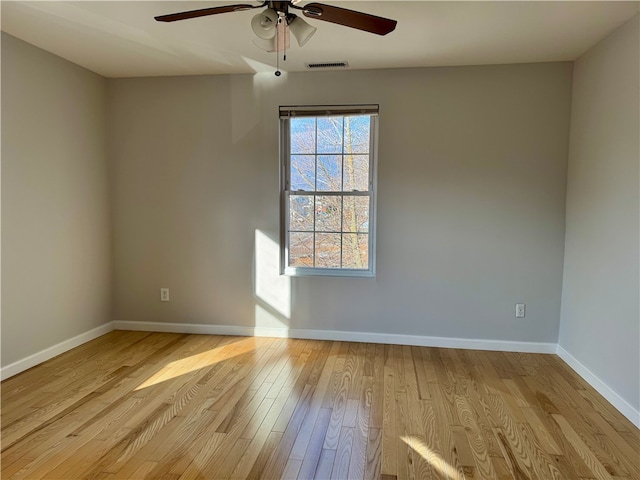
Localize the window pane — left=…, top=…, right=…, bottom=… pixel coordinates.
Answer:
left=317, top=117, right=343, bottom=154
left=344, top=116, right=370, bottom=154
left=315, top=233, right=341, bottom=268
left=315, top=196, right=341, bottom=232
left=342, top=234, right=369, bottom=269
left=289, top=232, right=314, bottom=267
left=290, top=155, right=315, bottom=191
left=317, top=155, right=342, bottom=191
left=343, top=196, right=369, bottom=233
left=343, top=155, right=369, bottom=192
left=281, top=108, right=376, bottom=277
left=289, top=195, right=314, bottom=231
left=291, top=117, right=315, bottom=154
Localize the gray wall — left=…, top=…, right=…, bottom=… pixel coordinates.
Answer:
left=1, top=33, right=111, bottom=366
left=559, top=16, right=640, bottom=411
left=109, top=62, right=572, bottom=342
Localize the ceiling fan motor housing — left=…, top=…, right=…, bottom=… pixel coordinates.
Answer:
left=269, top=1, right=292, bottom=16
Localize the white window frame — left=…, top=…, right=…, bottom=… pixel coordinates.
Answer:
left=280, top=105, right=379, bottom=277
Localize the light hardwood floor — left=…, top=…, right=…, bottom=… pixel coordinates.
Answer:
left=2, top=331, right=638, bottom=479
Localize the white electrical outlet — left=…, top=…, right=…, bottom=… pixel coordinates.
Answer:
left=160, top=288, right=170, bottom=302
left=515, top=303, right=525, bottom=318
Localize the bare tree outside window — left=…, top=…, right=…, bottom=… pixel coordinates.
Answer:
left=281, top=106, right=377, bottom=277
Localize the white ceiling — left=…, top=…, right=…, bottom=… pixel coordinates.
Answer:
left=2, top=1, right=638, bottom=78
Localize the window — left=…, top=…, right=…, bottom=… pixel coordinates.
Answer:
left=280, top=105, right=378, bottom=277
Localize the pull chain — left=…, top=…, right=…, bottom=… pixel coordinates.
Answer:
left=283, top=19, right=287, bottom=63
left=275, top=17, right=282, bottom=76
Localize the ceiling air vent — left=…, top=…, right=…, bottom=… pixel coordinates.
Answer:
left=306, top=61, right=349, bottom=70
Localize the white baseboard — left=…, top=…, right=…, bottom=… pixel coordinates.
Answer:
left=556, top=345, right=640, bottom=429
left=112, top=320, right=557, bottom=354
left=1, top=322, right=115, bottom=380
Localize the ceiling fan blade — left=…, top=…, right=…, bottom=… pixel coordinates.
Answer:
left=155, top=4, right=257, bottom=22
left=302, top=3, right=396, bottom=35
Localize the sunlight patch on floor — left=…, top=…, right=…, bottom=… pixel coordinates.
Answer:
left=135, top=338, right=257, bottom=390
left=401, top=435, right=463, bottom=480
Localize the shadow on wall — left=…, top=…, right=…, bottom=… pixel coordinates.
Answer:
left=254, top=229, right=291, bottom=335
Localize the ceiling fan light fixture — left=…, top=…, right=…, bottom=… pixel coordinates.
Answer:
left=251, top=8, right=279, bottom=39
left=252, top=36, right=275, bottom=52
left=288, top=15, right=317, bottom=47
left=252, top=21, right=290, bottom=52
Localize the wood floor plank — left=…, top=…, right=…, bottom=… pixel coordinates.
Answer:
left=521, top=374, right=595, bottom=477
left=281, top=458, right=302, bottom=480
left=553, top=414, right=615, bottom=480
left=313, top=448, right=336, bottom=479
left=231, top=396, right=284, bottom=478
left=578, top=389, right=636, bottom=435
left=296, top=407, right=332, bottom=479
left=430, top=386, right=472, bottom=480
left=455, top=394, right=498, bottom=479
left=381, top=365, right=398, bottom=477
left=431, top=350, right=462, bottom=426
left=2, top=332, right=638, bottom=480
left=347, top=343, right=366, bottom=401
left=593, top=433, right=640, bottom=477
left=322, top=369, right=349, bottom=449
left=420, top=400, right=448, bottom=477
left=176, top=432, right=226, bottom=480
left=493, top=428, right=532, bottom=480
left=258, top=383, right=315, bottom=479
left=547, top=369, right=640, bottom=477
left=518, top=422, right=564, bottom=480
left=246, top=431, right=283, bottom=480
left=330, top=426, right=354, bottom=480
left=365, top=426, right=383, bottom=480
left=348, top=375, right=373, bottom=479
left=370, top=343, right=386, bottom=429
left=488, top=392, right=539, bottom=479
left=394, top=391, right=414, bottom=480
left=521, top=406, right=563, bottom=455
left=289, top=342, right=337, bottom=462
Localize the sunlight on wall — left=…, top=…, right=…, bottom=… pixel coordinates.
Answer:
left=244, top=57, right=288, bottom=80
left=254, top=304, right=289, bottom=335
left=401, top=435, right=463, bottom=480
left=243, top=56, right=280, bottom=75
left=255, top=229, right=291, bottom=319
left=135, top=338, right=256, bottom=390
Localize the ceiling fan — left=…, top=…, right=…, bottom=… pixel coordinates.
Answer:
left=155, top=1, right=397, bottom=54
